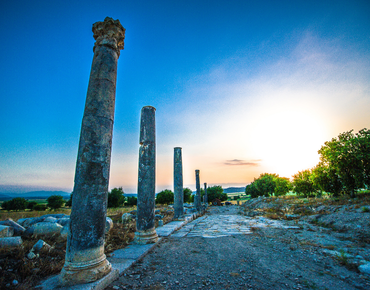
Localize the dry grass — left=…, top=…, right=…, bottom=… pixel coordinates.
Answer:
left=0, top=206, right=174, bottom=289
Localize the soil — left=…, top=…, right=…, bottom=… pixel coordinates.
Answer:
left=106, top=201, right=370, bottom=290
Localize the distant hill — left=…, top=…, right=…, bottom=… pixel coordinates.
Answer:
left=0, top=191, right=71, bottom=200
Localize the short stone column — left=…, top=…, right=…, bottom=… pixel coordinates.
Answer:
left=134, top=106, right=158, bottom=244
left=173, top=147, right=184, bottom=220
left=195, top=170, right=202, bottom=212
left=204, top=183, right=208, bottom=207
left=60, top=17, right=125, bottom=286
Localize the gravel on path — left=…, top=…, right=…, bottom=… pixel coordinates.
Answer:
left=105, top=206, right=370, bottom=290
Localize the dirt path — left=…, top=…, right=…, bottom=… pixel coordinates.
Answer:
left=106, top=206, right=369, bottom=290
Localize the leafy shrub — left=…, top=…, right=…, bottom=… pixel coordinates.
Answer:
left=183, top=188, right=193, bottom=203
left=65, top=193, right=73, bottom=207
left=156, top=189, right=174, bottom=205
left=47, top=195, right=64, bottom=210
left=108, top=187, right=125, bottom=208
left=126, top=196, right=137, bottom=206
left=27, top=201, right=38, bottom=211
left=207, top=186, right=227, bottom=202
left=33, top=204, right=48, bottom=211
left=1, top=198, right=28, bottom=211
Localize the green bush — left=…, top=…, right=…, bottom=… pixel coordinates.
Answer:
left=65, top=193, right=73, bottom=207
left=126, top=196, right=137, bottom=206
left=1, top=198, right=28, bottom=211
left=156, top=189, right=174, bottom=205
left=207, top=186, right=227, bottom=202
left=108, top=187, right=125, bottom=208
left=47, top=195, right=64, bottom=210
left=34, top=204, right=48, bottom=211
left=183, top=188, right=193, bottom=203
left=27, top=201, right=38, bottom=211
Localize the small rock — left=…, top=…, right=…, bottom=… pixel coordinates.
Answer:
left=32, top=239, right=51, bottom=253
left=12, top=280, right=18, bottom=286
left=112, top=286, right=120, bottom=290
left=27, top=251, right=38, bottom=260
left=359, top=263, right=370, bottom=275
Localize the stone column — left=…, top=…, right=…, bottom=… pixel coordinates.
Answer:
left=173, top=147, right=184, bottom=220
left=204, top=183, right=208, bottom=207
left=195, top=170, right=202, bottom=212
left=134, top=106, right=158, bottom=244
left=60, top=17, right=125, bottom=285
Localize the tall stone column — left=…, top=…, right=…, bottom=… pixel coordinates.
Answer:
left=60, top=17, right=125, bottom=285
left=204, top=183, right=208, bottom=207
left=195, top=170, right=202, bottom=212
left=134, top=106, right=158, bottom=244
left=173, top=147, right=184, bottom=220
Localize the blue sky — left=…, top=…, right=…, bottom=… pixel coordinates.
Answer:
left=1, top=0, right=369, bottom=194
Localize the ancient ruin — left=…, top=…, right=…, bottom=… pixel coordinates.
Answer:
left=173, top=147, right=185, bottom=220
left=195, top=170, right=202, bottom=212
left=134, top=106, right=159, bottom=244
left=60, top=17, right=125, bottom=285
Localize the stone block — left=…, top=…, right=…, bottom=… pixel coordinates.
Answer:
left=0, top=236, right=22, bottom=249
left=0, top=225, right=14, bottom=237
left=0, top=219, right=25, bottom=235
left=23, top=222, right=63, bottom=238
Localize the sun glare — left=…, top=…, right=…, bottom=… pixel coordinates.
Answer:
left=250, top=109, right=325, bottom=178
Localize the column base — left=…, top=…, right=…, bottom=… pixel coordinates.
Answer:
left=134, top=228, right=158, bottom=244
left=59, top=255, right=112, bottom=286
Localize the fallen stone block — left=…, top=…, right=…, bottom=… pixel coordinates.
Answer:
left=23, top=222, right=63, bottom=238
left=57, top=217, right=70, bottom=226
left=0, top=237, right=22, bottom=249
left=0, top=225, right=14, bottom=238
left=0, top=219, right=26, bottom=236
left=359, top=263, right=370, bottom=275
left=59, top=224, right=69, bottom=241
left=32, top=239, right=52, bottom=253
left=106, top=216, right=113, bottom=233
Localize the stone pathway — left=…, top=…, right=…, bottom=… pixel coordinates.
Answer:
left=172, top=210, right=299, bottom=238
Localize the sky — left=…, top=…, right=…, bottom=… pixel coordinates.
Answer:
left=0, top=0, right=369, bottom=194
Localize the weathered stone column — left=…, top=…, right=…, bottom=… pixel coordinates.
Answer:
left=60, top=17, right=125, bottom=285
left=134, top=106, right=158, bottom=244
left=195, top=170, right=202, bottom=212
left=204, top=183, right=208, bottom=207
left=173, top=147, right=184, bottom=220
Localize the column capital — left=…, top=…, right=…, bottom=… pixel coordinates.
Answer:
left=92, top=17, right=125, bottom=57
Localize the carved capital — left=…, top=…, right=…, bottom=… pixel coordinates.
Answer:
left=92, top=17, right=125, bottom=57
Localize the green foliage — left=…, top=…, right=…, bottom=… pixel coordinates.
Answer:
left=108, top=187, right=125, bottom=208
left=246, top=173, right=292, bottom=198
left=274, top=177, right=292, bottom=196
left=311, top=163, right=342, bottom=197
left=34, top=204, right=47, bottom=211
left=126, top=196, right=137, bottom=206
left=318, top=128, right=370, bottom=197
left=47, top=195, right=64, bottom=210
left=292, top=169, right=316, bottom=197
left=27, top=201, right=38, bottom=211
left=1, top=198, right=28, bottom=211
left=65, top=193, right=73, bottom=207
left=156, top=189, right=174, bottom=205
left=361, top=206, right=370, bottom=213
left=207, top=186, right=227, bottom=202
left=183, top=188, right=193, bottom=203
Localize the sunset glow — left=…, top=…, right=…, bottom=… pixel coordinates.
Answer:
left=1, top=1, right=369, bottom=194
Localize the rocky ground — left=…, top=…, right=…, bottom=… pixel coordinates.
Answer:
left=106, top=196, right=370, bottom=290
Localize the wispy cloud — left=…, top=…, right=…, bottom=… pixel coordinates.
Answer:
left=224, top=159, right=261, bottom=166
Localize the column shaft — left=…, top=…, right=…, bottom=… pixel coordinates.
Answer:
left=134, top=106, right=158, bottom=244
left=195, top=170, right=201, bottom=212
left=61, top=17, right=125, bottom=286
left=174, top=147, right=184, bottom=220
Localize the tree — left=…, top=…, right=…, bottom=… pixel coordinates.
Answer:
left=292, top=170, right=316, bottom=197
left=27, top=201, right=38, bottom=211
left=156, top=189, right=174, bottom=205
left=108, top=187, right=125, bottom=208
left=207, top=186, right=227, bottom=202
left=183, top=188, right=192, bottom=203
left=318, top=128, right=370, bottom=197
left=1, top=197, right=28, bottom=211
left=47, top=195, right=64, bottom=210
left=274, top=177, right=292, bottom=196
left=254, top=173, right=278, bottom=197
left=245, top=182, right=260, bottom=198
left=126, top=196, right=137, bottom=206
left=311, top=163, right=342, bottom=197
left=65, top=193, right=73, bottom=207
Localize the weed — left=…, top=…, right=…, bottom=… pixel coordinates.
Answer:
left=361, top=206, right=370, bottom=213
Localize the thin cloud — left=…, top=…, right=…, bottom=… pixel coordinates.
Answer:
left=224, top=159, right=260, bottom=166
